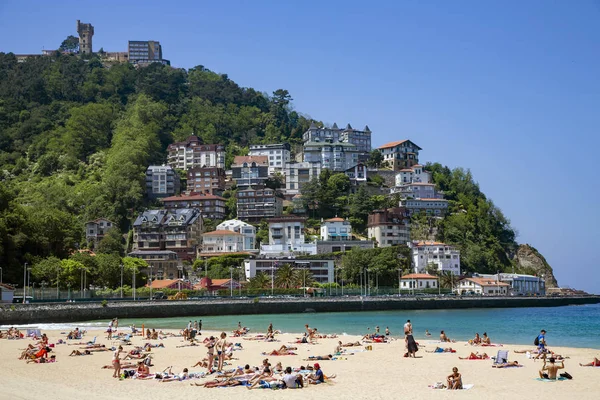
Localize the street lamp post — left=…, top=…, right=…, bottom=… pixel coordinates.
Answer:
left=271, top=264, right=274, bottom=296
left=120, top=264, right=124, bottom=299
left=238, top=266, right=242, bottom=297
left=0, top=266, right=2, bottom=283
left=133, top=267, right=136, bottom=301
left=149, top=266, right=153, bottom=300
left=56, top=266, right=60, bottom=300
left=496, top=271, right=500, bottom=297
left=23, top=262, right=27, bottom=303
left=229, top=267, right=233, bottom=297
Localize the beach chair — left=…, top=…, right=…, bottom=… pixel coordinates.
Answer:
left=492, top=350, right=509, bottom=365
left=120, top=334, right=132, bottom=344
left=86, top=336, right=97, bottom=345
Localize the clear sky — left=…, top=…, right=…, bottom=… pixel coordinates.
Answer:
left=1, top=1, right=599, bottom=293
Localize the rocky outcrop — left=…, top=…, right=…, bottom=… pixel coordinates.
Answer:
left=513, top=244, right=558, bottom=288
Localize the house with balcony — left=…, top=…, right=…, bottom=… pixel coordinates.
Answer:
left=128, top=250, right=181, bottom=280
left=367, top=208, right=410, bottom=247
left=316, top=217, right=373, bottom=253
left=145, top=165, right=180, bottom=199
left=186, top=167, right=226, bottom=196
left=401, top=198, right=449, bottom=217
left=394, top=165, right=431, bottom=185
left=260, top=216, right=316, bottom=256
left=475, top=273, right=545, bottom=296
left=391, top=183, right=443, bottom=199
left=161, top=193, right=226, bottom=220
left=303, top=141, right=360, bottom=172
left=378, top=140, right=422, bottom=171
left=85, top=218, right=116, bottom=248
left=200, top=230, right=246, bottom=256
left=303, top=122, right=372, bottom=155
left=249, top=143, right=291, bottom=174
left=409, top=241, right=460, bottom=275
left=167, top=136, right=225, bottom=170
left=283, top=162, right=321, bottom=196
left=236, top=185, right=283, bottom=222
left=132, top=208, right=203, bottom=262
left=231, top=155, right=269, bottom=189
left=344, top=163, right=368, bottom=187
left=216, top=219, right=256, bottom=251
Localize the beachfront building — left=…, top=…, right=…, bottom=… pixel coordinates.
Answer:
left=231, top=155, right=270, bottom=189
left=186, top=167, right=226, bottom=196
left=128, top=250, right=181, bottom=280
left=216, top=219, right=256, bottom=251
left=194, top=277, right=242, bottom=295
left=394, top=165, right=431, bottom=185
left=260, top=216, right=317, bottom=256
left=161, top=193, right=226, bottom=220
left=236, top=186, right=283, bottom=222
left=132, top=208, right=203, bottom=262
left=320, top=217, right=352, bottom=241
left=401, top=198, right=449, bottom=216
left=147, top=279, right=193, bottom=291
left=400, top=273, right=439, bottom=291
left=249, top=143, right=291, bottom=174
left=85, top=218, right=116, bottom=248
left=167, top=136, right=225, bottom=170
left=243, top=258, right=334, bottom=284
left=0, top=283, right=15, bottom=303
left=475, top=273, right=546, bottom=296
left=455, top=277, right=510, bottom=296
left=409, top=241, right=461, bottom=275
left=200, top=230, right=245, bottom=255
left=145, top=165, right=180, bottom=200
left=367, top=208, right=410, bottom=247
left=283, top=162, right=322, bottom=196
left=378, top=140, right=422, bottom=171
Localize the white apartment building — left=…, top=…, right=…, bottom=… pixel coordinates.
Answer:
left=391, top=183, right=443, bottom=199
left=243, top=258, right=334, bottom=283
left=167, top=136, right=225, bottom=170
left=260, top=216, right=316, bottom=256
left=284, top=162, right=322, bottom=195
left=303, top=141, right=360, bottom=171
left=320, top=217, right=352, bottom=241
left=249, top=143, right=291, bottom=174
left=476, top=273, right=545, bottom=296
left=455, top=277, right=510, bottom=296
left=200, top=230, right=245, bottom=255
left=402, top=198, right=449, bottom=216
left=394, top=165, right=431, bottom=185
left=216, top=219, right=257, bottom=251
left=409, top=241, right=460, bottom=275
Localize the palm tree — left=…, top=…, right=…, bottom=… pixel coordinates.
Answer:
left=275, top=264, right=299, bottom=289
left=247, top=272, right=270, bottom=289
left=438, top=271, right=454, bottom=289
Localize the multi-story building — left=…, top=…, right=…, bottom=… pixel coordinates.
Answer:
left=394, top=165, right=431, bottom=185
left=260, top=216, right=317, bottom=256
left=161, top=193, right=226, bottom=220
left=145, top=165, right=180, bottom=200
left=455, top=277, right=510, bottom=296
left=231, top=155, right=269, bottom=189
left=127, top=250, right=181, bottom=280
left=128, top=40, right=169, bottom=65
left=76, top=20, right=94, bottom=54
left=378, top=140, right=422, bottom=171
left=186, top=167, right=226, bottom=196
left=303, top=141, right=360, bottom=171
left=344, top=163, right=368, bottom=186
left=316, top=240, right=374, bottom=254
left=401, top=198, right=449, bottom=216
left=85, top=218, right=116, bottom=248
left=244, top=258, right=334, bottom=284
left=216, top=219, right=256, bottom=251
left=303, top=122, right=372, bottom=154
left=249, top=144, right=291, bottom=174
left=409, top=241, right=460, bottom=275
left=367, top=208, right=410, bottom=247
left=236, top=186, right=283, bottom=222
left=475, top=273, right=545, bottom=296
left=167, top=136, right=225, bottom=170
left=391, top=183, right=443, bottom=200
left=200, top=230, right=245, bottom=255
left=283, top=162, right=322, bottom=196
left=320, top=217, right=352, bottom=241
left=132, top=208, right=203, bottom=261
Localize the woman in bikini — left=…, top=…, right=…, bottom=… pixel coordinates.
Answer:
left=459, top=352, right=488, bottom=360
left=204, top=336, right=216, bottom=372
left=580, top=357, right=600, bottom=367
left=446, top=367, right=463, bottom=390
left=112, top=346, right=123, bottom=378
left=216, top=332, right=228, bottom=372
left=482, top=332, right=491, bottom=345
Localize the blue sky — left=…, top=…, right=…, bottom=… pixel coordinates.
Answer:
left=1, top=1, right=599, bottom=293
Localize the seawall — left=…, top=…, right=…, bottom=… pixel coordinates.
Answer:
left=1, top=296, right=599, bottom=325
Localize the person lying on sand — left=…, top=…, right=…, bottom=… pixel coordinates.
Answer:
left=493, top=361, right=522, bottom=368
left=447, top=367, right=462, bottom=390
left=342, top=341, right=362, bottom=347
left=262, top=347, right=296, bottom=356
left=69, top=350, right=92, bottom=356
left=195, top=378, right=248, bottom=388
left=459, top=352, right=489, bottom=360
left=305, top=354, right=333, bottom=361
left=579, top=357, right=600, bottom=367
left=27, top=355, right=56, bottom=364
left=427, top=347, right=456, bottom=353
left=159, top=367, right=189, bottom=382
left=19, top=344, right=38, bottom=360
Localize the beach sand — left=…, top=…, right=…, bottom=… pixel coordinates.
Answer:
left=1, top=326, right=598, bottom=400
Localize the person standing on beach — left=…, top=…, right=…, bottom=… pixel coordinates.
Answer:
left=268, top=323, right=273, bottom=335
left=216, top=332, right=228, bottom=372
left=205, top=336, right=216, bottom=373
left=112, top=345, right=123, bottom=378
left=199, top=320, right=202, bottom=335
left=404, top=320, right=418, bottom=357
left=107, top=319, right=114, bottom=340
left=114, top=318, right=119, bottom=332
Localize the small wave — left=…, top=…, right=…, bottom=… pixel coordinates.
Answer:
left=0, top=321, right=109, bottom=330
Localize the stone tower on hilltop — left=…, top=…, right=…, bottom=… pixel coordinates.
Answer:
left=76, top=20, right=94, bottom=54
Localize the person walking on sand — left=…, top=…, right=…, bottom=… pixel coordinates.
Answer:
left=539, top=357, right=564, bottom=379
left=404, top=320, right=418, bottom=358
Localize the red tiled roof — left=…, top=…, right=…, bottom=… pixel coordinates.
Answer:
left=0, top=283, right=15, bottom=291
left=324, top=217, right=345, bottom=222
left=460, top=277, right=510, bottom=287
left=401, top=274, right=439, bottom=280
left=202, top=230, right=243, bottom=236
left=162, top=194, right=225, bottom=202
left=399, top=168, right=414, bottom=172
left=147, top=279, right=193, bottom=289
left=233, top=155, right=268, bottom=165
left=379, top=140, right=408, bottom=149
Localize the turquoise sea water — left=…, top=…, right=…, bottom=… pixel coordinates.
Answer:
left=6, top=304, right=600, bottom=349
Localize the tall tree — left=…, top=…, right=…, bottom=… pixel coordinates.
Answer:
left=59, top=35, right=79, bottom=53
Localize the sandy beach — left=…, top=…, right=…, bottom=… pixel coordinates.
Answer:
left=1, top=325, right=598, bottom=400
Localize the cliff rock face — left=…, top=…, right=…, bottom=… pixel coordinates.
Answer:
left=513, top=244, right=558, bottom=288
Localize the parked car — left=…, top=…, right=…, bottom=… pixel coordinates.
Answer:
left=152, top=292, right=167, bottom=300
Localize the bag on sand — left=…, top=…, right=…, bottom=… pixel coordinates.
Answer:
left=560, top=372, right=573, bottom=380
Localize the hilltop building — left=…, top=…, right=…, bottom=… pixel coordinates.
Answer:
left=167, top=136, right=225, bottom=170
left=128, top=40, right=169, bottom=66
left=378, top=140, right=422, bottom=171
left=76, top=20, right=94, bottom=54
left=145, top=165, right=180, bottom=199
left=231, top=155, right=269, bottom=189
left=249, top=144, right=291, bottom=174
left=367, top=208, right=410, bottom=247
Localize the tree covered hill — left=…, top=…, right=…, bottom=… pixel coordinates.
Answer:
left=0, top=51, right=554, bottom=287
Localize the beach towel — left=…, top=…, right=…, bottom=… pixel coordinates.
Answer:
left=536, top=377, right=568, bottom=382
left=429, top=383, right=474, bottom=390
left=481, top=344, right=503, bottom=347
